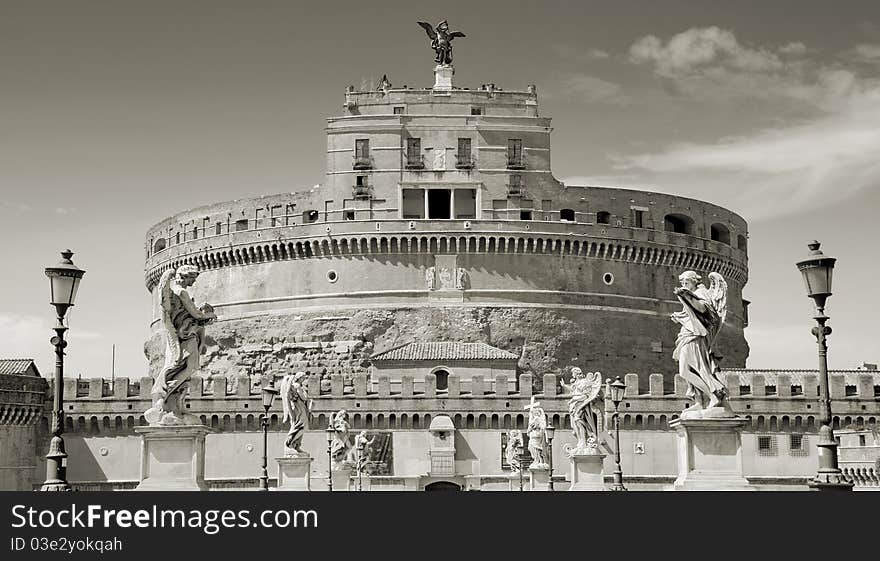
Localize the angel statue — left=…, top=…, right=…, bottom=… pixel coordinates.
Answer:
left=145, top=265, right=216, bottom=426
left=560, top=367, right=605, bottom=456
left=671, top=271, right=733, bottom=419
left=329, top=409, right=353, bottom=470
left=506, top=429, right=524, bottom=472
left=280, top=371, right=313, bottom=456
left=417, top=20, right=466, bottom=65
left=524, top=397, right=550, bottom=469
left=354, top=430, right=376, bottom=473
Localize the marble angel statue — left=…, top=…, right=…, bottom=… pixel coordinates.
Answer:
left=560, top=367, right=605, bottom=456
left=280, top=371, right=313, bottom=455
left=329, top=409, right=354, bottom=470
left=506, top=429, right=524, bottom=472
left=671, top=271, right=733, bottom=419
left=145, top=265, right=216, bottom=426
left=524, top=397, right=550, bottom=468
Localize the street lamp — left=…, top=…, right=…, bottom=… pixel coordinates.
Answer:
left=606, top=376, right=627, bottom=491
left=41, top=250, right=85, bottom=492
left=356, top=438, right=365, bottom=491
left=259, top=376, right=279, bottom=491
left=325, top=426, right=335, bottom=491
left=545, top=424, right=555, bottom=491
left=796, top=241, right=853, bottom=491
left=517, top=449, right=531, bottom=492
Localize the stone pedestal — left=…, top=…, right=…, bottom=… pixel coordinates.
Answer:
left=568, top=453, right=606, bottom=491
left=528, top=465, right=551, bottom=491
left=135, top=425, right=212, bottom=491
left=508, top=472, right=525, bottom=491
left=670, top=417, right=753, bottom=491
left=275, top=455, right=313, bottom=491
left=433, top=64, right=454, bottom=92
left=331, top=468, right=352, bottom=491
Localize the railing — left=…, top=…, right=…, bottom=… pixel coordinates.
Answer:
left=404, top=155, right=425, bottom=170
left=455, top=153, right=475, bottom=169
left=353, top=156, right=373, bottom=170
left=506, top=158, right=526, bottom=170
left=353, top=185, right=371, bottom=199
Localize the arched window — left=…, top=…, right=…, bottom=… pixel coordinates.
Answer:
left=559, top=208, right=575, bottom=222
left=596, top=211, right=611, bottom=224
left=153, top=238, right=167, bottom=253
left=710, top=223, right=731, bottom=245
left=664, top=213, right=693, bottom=234
left=737, top=234, right=747, bottom=251
left=434, top=369, right=449, bottom=391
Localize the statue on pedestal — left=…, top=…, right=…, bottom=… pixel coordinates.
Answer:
left=671, top=271, right=732, bottom=419
left=560, top=367, right=604, bottom=456
left=506, top=429, right=524, bottom=472
left=280, top=372, right=313, bottom=456
left=524, top=397, right=549, bottom=468
left=354, top=430, right=376, bottom=473
left=330, top=409, right=353, bottom=469
left=145, top=265, right=216, bottom=426
left=417, top=20, right=466, bottom=65
left=425, top=266, right=436, bottom=290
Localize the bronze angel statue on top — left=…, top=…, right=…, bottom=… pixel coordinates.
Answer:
left=417, top=20, right=465, bottom=65
left=671, top=271, right=734, bottom=419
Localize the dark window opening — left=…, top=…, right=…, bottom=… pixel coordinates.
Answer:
left=393, top=106, right=405, bottom=114
left=402, top=189, right=424, bottom=219
left=507, top=139, right=524, bottom=168
left=520, top=210, right=533, bottom=221
left=710, top=223, right=731, bottom=245
left=456, top=137, right=473, bottom=168
left=215, top=222, right=222, bottom=235
left=560, top=208, right=575, bottom=222
left=435, top=370, right=449, bottom=391
left=354, top=139, right=371, bottom=169
left=737, top=234, right=747, bottom=251
left=235, top=219, right=249, bottom=231
left=175, top=232, right=180, bottom=244
left=633, top=209, right=646, bottom=228
left=303, top=210, right=319, bottom=223
left=508, top=174, right=523, bottom=196
left=845, top=385, right=858, bottom=397
left=470, top=107, right=482, bottom=116
left=192, top=227, right=198, bottom=239
left=596, top=211, right=611, bottom=224
left=153, top=238, right=167, bottom=252
left=790, top=434, right=804, bottom=450
left=406, top=137, right=423, bottom=168
left=664, top=213, right=693, bottom=235
left=427, top=189, right=451, bottom=219
left=344, top=210, right=355, bottom=220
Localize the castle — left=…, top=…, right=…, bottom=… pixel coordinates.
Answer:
left=1, top=39, right=877, bottom=491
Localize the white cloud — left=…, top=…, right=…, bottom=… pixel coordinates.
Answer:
left=845, top=43, right=880, bottom=64
left=628, top=27, right=868, bottom=110
left=614, top=87, right=880, bottom=218
left=588, top=48, right=610, bottom=59
left=0, top=313, right=105, bottom=376
left=559, top=74, right=624, bottom=103
left=0, top=201, right=32, bottom=213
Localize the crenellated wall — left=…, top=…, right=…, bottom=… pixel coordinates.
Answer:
left=0, top=373, right=48, bottom=490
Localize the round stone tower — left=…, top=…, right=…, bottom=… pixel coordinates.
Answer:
left=143, top=62, right=749, bottom=391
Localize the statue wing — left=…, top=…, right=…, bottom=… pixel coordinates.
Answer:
left=448, top=31, right=466, bottom=39
left=157, top=269, right=181, bottom=370
left=708, top=272, right=728, bottom=325
left=280, top=374, right=292, bottom=423
left=417, top=21, right=437, bottom=40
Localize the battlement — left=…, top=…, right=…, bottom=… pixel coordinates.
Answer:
left=42, top=369, right=879, bottom=436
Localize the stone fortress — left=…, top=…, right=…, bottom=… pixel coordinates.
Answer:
left=1, top=29, right=877, bottom=491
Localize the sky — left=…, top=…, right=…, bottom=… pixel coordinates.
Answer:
left=1, top=0, right=878, bottom=379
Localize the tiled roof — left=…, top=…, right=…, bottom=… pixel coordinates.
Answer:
left=0, top=359, right=38, bottom=376
left=371, top=342, right=518, bottom=362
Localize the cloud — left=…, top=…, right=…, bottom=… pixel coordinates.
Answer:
left=559, top=74, right=625, bottom=103
left=844, top=43, right=880, bottom=64
left=54, top=207, right=77, bottom=215
left=552, top=44, right=612, bottom=63
left=628, top=27, right=868, bottom=110
left=0, top=201, right=32, bottom=213
left=0, top=313, right=105, bottom=376
left=587, top=48, right=610, bottom=59
left=614, top=87, right=880, bottom=218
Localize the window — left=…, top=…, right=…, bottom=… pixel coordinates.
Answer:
left=664, top=213, right=693, bottom=234
left=632, top=208, right=646, bottom=228
left=153, top=238, right=167, bottom=252
left=406, top=137, right=422, bottom=168
left=393, top=106, right=405, bottom=114
left=254, top=207, right=265, bottom=228
left=596, top=211, right=611, bottom=224
left=456, top=137, right=473, bottom=168
left=192, top=227, right=198, bottom=240
left=737, top=234, right=747, bottom=251
left=507, top=139, right=524, bottom=168
left=427, top=189, right=451, bottom=219
left=520, top=210, right=533, bottom=220
left=859, top=434, right=867, bottom=447
left=765, top=385, right=777, bottom=395
left=285, top=203, right=296, bottom=226
left=710, top=223, right=731, bottom=245
left=175, top=232, right=180, bottom=244
left=603, top=272, right=614, bottom=285
left=470, top=107, right=482, bottom=115
left=791, top=385, right=803, bottom=396
left=757, top=435, right=777, bottom=456
left=739, top=385, right=751, bottom=395
left=845, top=385, right=857, bottom=397
left=560, top=208, right=575, bottom=222
left=453, top=189, right=476, bottom=219
left=435, top=370, right=449, bottom=391
left=215, top=222, right=222, bottom=235
left=344, top=210, right=355, bottom=221
left=508, top=174, right=523, bottom=195
left=235, top=219, right=249, bottom=231
left=303, top=210, right=319, bottom=223
left=402, top=189, right=425, bottom=219
left=356, top=175, right=367, bottom=186
left=271, top=205, right=283, bottom=227
left=789, top=434, right=807, bottom=456
left=354, top=139, right=371, bottom=169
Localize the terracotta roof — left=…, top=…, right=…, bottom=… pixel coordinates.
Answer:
left=0, top=359, right=38, bottom=376
left=371, top=342, right=518, bottom=362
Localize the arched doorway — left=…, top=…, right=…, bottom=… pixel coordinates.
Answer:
left=433, top=369, right=449, bottom=391
left=424, top=481, right=461, bottom=491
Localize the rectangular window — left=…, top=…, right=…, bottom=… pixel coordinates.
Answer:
left=791, top=385, right=803, bottom=396
left=355, top=139, right=370, bottom=160
left=633, top=209, right=646, bottom=228
left=393, top=106, right=405, bottom=114
left=303, top=210, right=319, bottom=223
left=492, top=199, right=507, bottom=210
left=175, top=232, right=180, bottom=244
left=427, top=189, right=451, bottom=219
left=215, top=222, right=222, bottom=235
left=344, top=210, right=355, bottom=221
left=192, top=227, right=198, bottom=240
left=255, top=208, right=265, bottom=228
left=285, top=203, right=296, bottom=226
left=860, top=435, right=867, bottom=446
left=757, top=435, right=777, bottom=457
left=356, top=175, right=367, bottom=186
left=790, top=434, right=808, bottom=456
left=509, top=174, right=523, bottom=194
left=457, top=137, right=471, bottom=159
left=471, top=107, right=482, bottom=115
left=406, top=137, right=422, bottom=167
left=520, top=210, right=533, bottom=221
left=453, top=189, right=476, bottom=219
left=401, top=189, right=424, bottom=219
left=845, top=385, right=857, bottom=397
left=507, top=139, right=523, bottom=167
left=235, top=219, right=249, bottom=231
left=271, top=205, right=283, bottom=227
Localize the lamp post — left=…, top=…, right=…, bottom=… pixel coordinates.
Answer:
left=796, top=241, right=853, bottom=491
left=517, top=450, right=531, bottom=492
left=41, top=250, right=85, bottom=492
left=545, top=424, right=555, bottom=491
left=325, top=426, right=335, bottom=491
left=356, top=438, right=365, bottom=491
left=607, top=376, right=627, bottom=491
left=259, top=376, right=279, bottom=491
